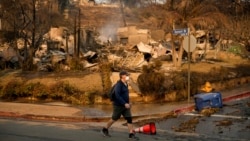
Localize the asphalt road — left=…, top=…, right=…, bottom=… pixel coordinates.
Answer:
left=0, top=118, right=235, bottom=141
left=0, top=94, right=249, bottom=141
left=156, top=97, right=250, bottom=141
left=2, top=116, right=250, bottom=141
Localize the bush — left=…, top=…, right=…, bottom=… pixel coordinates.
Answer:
left=227, top=45, right=242, bottom=54
left=168, top=64, right=250, bottom=100
left=138, top=60, right=165, bottom=96
left=49, top=81, right=83, bottom=103
left=83, top=91, right=98, bottom=105
left=20, top=82, right=49, bottom=100
left=99, top=62, right=112, bottom=98
left=138, top=72, right=165, bottom=96
left=0, top=79, right=85, bottom=105
left=233, top=64, right=250, bottom=77
left=68, top=58, right=85, bottom=71
left=1, top=80, right=23, bottom=100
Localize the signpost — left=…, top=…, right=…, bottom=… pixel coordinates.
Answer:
left=174, top=28, right=197, bottom=103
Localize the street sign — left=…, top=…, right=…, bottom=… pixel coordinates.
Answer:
left=183, top=34, right=197, bottom=103
left=173, top=28, right=188, bottom=36
left=183, top=35, right=196, bottom=52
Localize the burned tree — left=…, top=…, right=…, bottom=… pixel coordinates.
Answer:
left=0, top=0, right=64, bottom=71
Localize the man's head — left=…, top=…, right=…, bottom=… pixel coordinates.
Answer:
left=119, top=70, right=129, bottom=82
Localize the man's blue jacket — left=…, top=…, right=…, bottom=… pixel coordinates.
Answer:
left=113, top=80, right=129, bottom=106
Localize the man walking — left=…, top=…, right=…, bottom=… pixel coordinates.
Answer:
left=101, top=71, right=138, bottom=140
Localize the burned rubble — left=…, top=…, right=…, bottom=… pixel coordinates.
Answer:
left=0, top=24, right=249, bottom=73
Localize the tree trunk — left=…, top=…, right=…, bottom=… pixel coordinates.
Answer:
left=170, top=0, right=174, bottom=10
left=171, top=35, right=184, bottom=67
left=119, top=0, right=127, bottom=27
left=13, top=19, right=23, bottom=69
left=176, top=37, right=184, bottom=67
left=203, top=31, right=209, bottom=60
left=32, top=0, right=36, bottom=51
left=23, top=0, right=36, bottom=71
left=74, top=14, right=77, bottom=58
left=66, top=31, right=69, bottom=54
left=171, top=34, right=177, bottom=66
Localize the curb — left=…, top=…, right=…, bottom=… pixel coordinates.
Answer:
left=173, top=91, right=250, bottom=115
left=0, top=111, right=110, bottom=122
left=0, top=92, right=249, bottom=122
left=222, top=92, right=250, bottom=102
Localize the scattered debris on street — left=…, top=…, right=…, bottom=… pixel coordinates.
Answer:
left=172, top=117, right=200, bottom=133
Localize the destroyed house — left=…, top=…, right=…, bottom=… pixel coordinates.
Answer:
left=117, top=26, right=150, bottom=45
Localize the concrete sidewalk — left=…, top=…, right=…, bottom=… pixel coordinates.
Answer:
left=0, top=83, right=249, bottom=122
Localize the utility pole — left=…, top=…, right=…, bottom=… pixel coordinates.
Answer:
left=119, top=0, right=127, bottom=27
left=74, top=14, right=77, bottom=58
left=65, top=30, right=69, bottom=54
left=32, top=0, right=36, bottom=49
left=77, top=8, right=81, bottom=59
left=49, top=0, right=52, bottom=33
left=0, top=4, right=2, bottom=30
left=187, top=28, right=191, bottom=103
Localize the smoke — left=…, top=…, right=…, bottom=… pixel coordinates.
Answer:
left=94, top=0, right=111, bottom=4
left=98, top=23, right=119, bottom=44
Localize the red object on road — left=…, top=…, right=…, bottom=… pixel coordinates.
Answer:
left=133, top=122, right=156, bottom=135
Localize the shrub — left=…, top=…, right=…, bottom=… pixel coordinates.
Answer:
left=49, top=81, right=82, bottom=102
left=22, top=82, right=49, bottom=100
left=138, top=60, right=165, bottom=96
left=99, top=62, right=112, bottom=98
left=138, top=72, right=165, bottom=96
left=68, top=58, right=85, bottom=71
left=1, top=80, right=23, bottom=100
left=168, top=64, right=250, bottom=101
left=233, top=64, right=250, bottom=77
left=83, top=91, right=98, bottom=105
left=0, top=85, right=3, bottom=97
left=171, top=71, right=187, bottom=91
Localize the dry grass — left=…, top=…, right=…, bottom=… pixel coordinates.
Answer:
left=136, top=57, right=250, bottom=102
left=67, top=58, right=85, bottom=71
left=0, top=68, right=105, bottom=105
left=0, top=57, right=249, bottom=104
left=1, top=80, right=23, bottom=100
left=0, top=79, right=86, bottom=105
left=167, top=63, right=250, bottom=101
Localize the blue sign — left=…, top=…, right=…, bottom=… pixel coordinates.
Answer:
left=173, top=28, right=188, bottom=36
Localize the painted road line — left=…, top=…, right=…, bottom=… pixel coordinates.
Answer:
left=184, top=113, right=250, bottom=120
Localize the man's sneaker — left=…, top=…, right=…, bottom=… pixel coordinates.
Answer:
left=129, top=133, right=139, bottom=140
left=101, top=128, right=111, bottom=137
